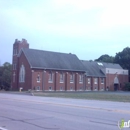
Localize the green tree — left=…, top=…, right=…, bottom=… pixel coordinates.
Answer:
left=95, top=54, right=115, bottom=63
left=0, top=66, right=3, bottom=89
left=0, top=62, right=12, bottom=90
left=114, top=47, right=130, bottom=70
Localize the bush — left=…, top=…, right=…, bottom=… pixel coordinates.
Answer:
left=124, top=82, right=130, bottom=91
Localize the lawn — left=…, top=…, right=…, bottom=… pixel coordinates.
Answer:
left=33, top=91, right=130, bottom=102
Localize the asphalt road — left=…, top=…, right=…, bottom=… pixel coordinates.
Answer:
left=0, top=93, right=130, bottom=130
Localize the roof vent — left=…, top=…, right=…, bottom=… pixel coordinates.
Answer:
left=97, top=62, right=103, bottom=66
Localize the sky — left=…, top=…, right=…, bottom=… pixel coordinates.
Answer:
left=0, top=0, right=130, bottom=65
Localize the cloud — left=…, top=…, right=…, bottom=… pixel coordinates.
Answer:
left=52, top=0, right=106, bottom=11
left=1, top=0, right=130, bottom=41
left=100, top=0, right=130, bottom=28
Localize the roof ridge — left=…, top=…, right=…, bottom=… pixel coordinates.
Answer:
left=23, top=48, right=75, bottom=56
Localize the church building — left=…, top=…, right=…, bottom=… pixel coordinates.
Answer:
left=11, top=39, right=129, bottom=91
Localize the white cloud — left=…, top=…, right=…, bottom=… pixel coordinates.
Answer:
left=53, top=0, right=130, bottom=27
left=52, top=0, right=107, bottom=11
left=100, top=0, right=130, bottom=28
left=2, top=0, right=130, bottom=40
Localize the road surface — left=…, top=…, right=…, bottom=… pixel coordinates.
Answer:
left=0, top=93, right=130, bottom=130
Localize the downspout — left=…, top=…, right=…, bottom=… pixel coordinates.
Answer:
left=42, top=70, right=46, bottom=91
left=108, top=70, right=109, bottom=89
left=83, top=73, right=86, bottom=91
left=42, top=70, right=44, bottom=91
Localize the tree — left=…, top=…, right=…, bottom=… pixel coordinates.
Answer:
left=0, top=66, right=3, bottom=90
left=114, top=47, right=130, bottom=70
left=0, top=62, right=12, bottom=90
left=95, top=54, right=115, bottom=63
left=124, top=82, right=130, bottom=91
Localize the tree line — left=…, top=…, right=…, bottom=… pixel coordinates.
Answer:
left=95, top=47, right=130, bottom=76
left=0, top=62, right=12, bottom=90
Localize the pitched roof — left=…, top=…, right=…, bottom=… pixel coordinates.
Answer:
left=81, top=60, right=106, bottom=77
left=22, top=48, right=85, bottom=72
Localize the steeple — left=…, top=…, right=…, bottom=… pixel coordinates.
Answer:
left=13, top=38, right=29, bottom=56
left=11, top=38, right=29, bottom=90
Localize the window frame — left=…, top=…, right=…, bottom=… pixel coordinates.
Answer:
left=70, top=87, right=73, bottom=91
left=60, top=86, right=63, bottom=91
left=49, top=86, right=52, bottom=91
left=60, top=72, right=64, bottom=83
left=48, top=71, right=53, bottom=83
left=101, top=78, right=104, bottom=84
left=88, top=78, right=91, bottom=84
left=36, top=86, right=40, bottom=91
left=94, top=78, right=98, bottom=84
left=70, top=73, right=74, bottom=83
left=79, top=74, right=83, bottom=83
left=37, top=74, right=40, bottom=83
left=19, top=64, right=25, bottom=83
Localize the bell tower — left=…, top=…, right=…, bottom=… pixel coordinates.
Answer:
left=11, top=38, right=29, bottom=90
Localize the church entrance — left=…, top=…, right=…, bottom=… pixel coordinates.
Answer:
left=114, top=76, right=119, bottom=91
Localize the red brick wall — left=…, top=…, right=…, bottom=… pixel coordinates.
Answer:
left=66, top=72, right=75, bottom=91
left=85, top=77, right=92, bottom=90
left=11, top=39, right=29, bottom=90
left=106, top=74, right=128, bottom=91
left=75, top=73, right=84, bottom=91
left=31, top=70, right=43, bottom=90
left=85, top=77, right=106, bottom=91
left=98, top=78, right=106, bottom=90
left=18, top=52, right=32, bottom=91
left=29, top=70, right=84, bottom=91
left=30, top=71, right=129, bottom=91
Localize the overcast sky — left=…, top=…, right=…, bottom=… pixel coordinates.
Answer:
left=0, top=0, right=130, bottom=64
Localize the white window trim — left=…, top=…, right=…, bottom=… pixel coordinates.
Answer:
left=70, top=87, right=73, bottom=91
left=49, top=86, right=52, bottom=91
left=60, top=73, right=64, bottom=83
left=79, top=87, right=83, bottom=91
left=94, top=86, right=98, bottom=90
left=36, top=86, right=40, bottom=91
left=101, top=87, right=104, bottom=90
left=70, top=74, right=74, bottom=83
left=79, top=74, right=83, bottom=84
left=37, top=75, right=40, bottom=83
left=88, top=78, right=91, bottom=84
left=101, top=78, right=104, bottom=84
left=94, top=78, right=98, bottom=84
left=19, top=64, right=25, bottom=83
left=60, top=87, right=63, bottom=91
left=48, top=72, right=53, bottom=83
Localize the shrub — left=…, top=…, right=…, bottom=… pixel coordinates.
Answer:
left=124, top=82, right=130, bottom=91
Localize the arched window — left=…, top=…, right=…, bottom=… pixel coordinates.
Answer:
left=19, top=65, right=25, bottom=82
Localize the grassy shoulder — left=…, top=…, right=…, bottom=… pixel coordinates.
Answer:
left=33, top=91, right=130, bottom=102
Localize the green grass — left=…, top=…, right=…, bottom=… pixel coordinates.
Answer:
left=33, top=91, right=130, bottom=102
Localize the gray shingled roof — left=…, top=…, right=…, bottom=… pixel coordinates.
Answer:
left=81, top=60, right=106, bottom=77
left=22, top=49, right=85, bottom=72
